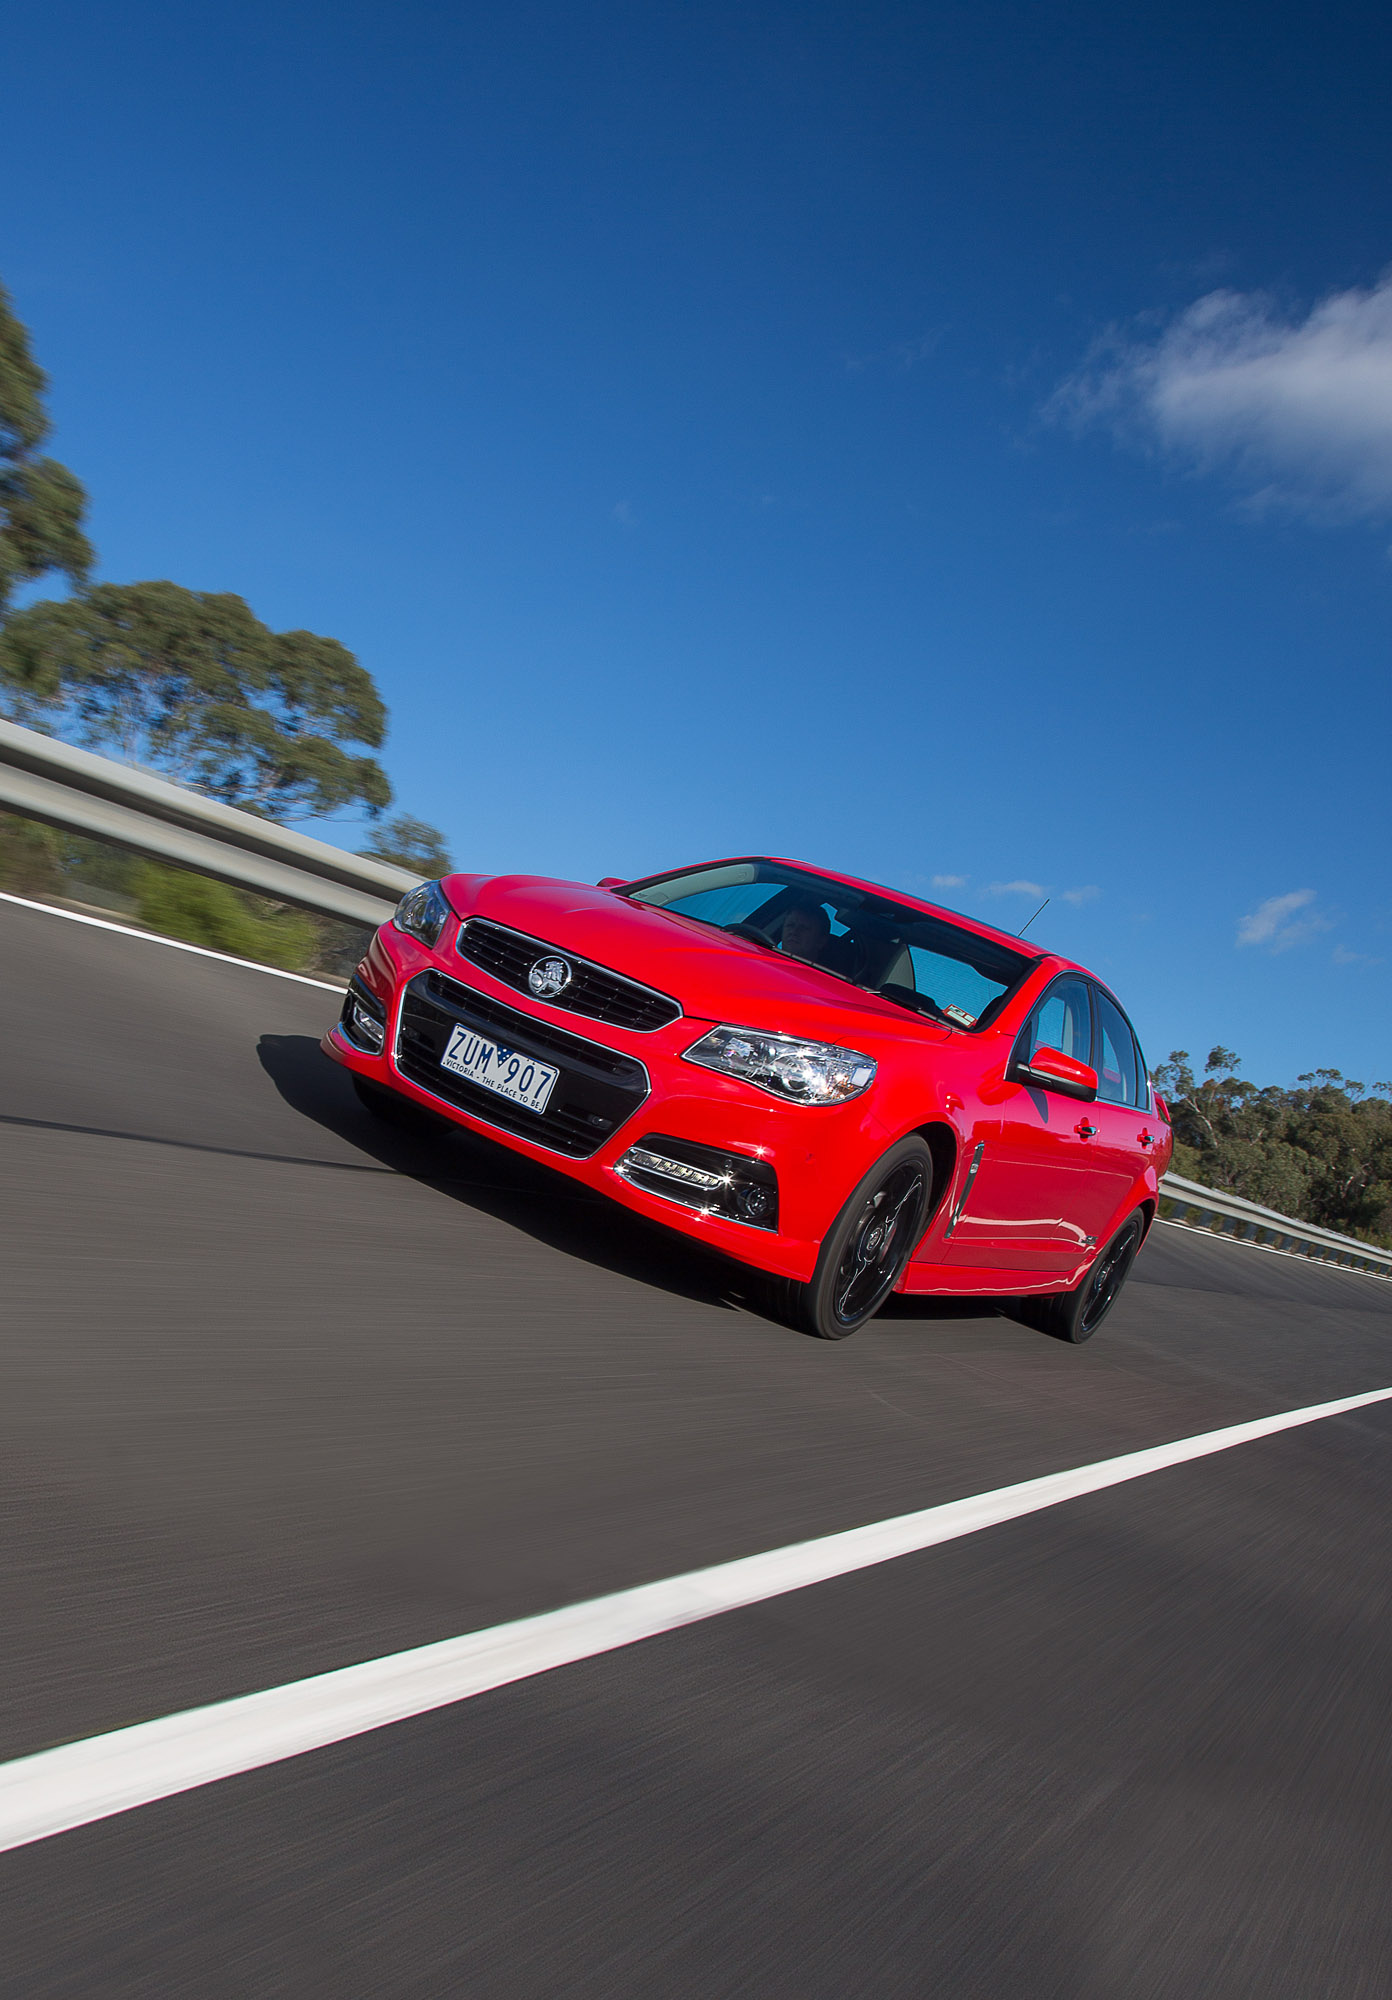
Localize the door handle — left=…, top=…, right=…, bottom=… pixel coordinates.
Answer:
left=1138, top=1129, right=1155, bottom=1147
left=1075, top=1120, right=1098, bottom=1139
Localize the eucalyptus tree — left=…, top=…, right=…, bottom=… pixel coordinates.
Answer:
left=0, top=281, right=93, bottom=617
left=361, top=813, right=452, bottom=874
left=0, top=581, right=393, bottom=821
left=1156, top=1047, right=1392, bottom=1244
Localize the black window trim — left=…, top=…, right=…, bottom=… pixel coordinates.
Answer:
left=1087, top=981, right=1151, bottom=1112
left=1010, top=972, right=1097, bottom=1079
left=1011, top=975, right=1152, bottom=1113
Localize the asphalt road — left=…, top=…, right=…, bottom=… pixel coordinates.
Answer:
left=1, top=893, right=1389, bottom=1997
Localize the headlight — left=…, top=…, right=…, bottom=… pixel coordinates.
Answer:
left=684, top=1025, right=876, bottom=1104
left=392, top=879, right=452, bottom=948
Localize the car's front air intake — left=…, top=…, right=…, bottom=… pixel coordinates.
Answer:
left=616, top=1134, right=779, bottom=1230
left=396, top=972, right=650, bottom=1158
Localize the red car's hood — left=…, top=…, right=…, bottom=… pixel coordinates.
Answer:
left=447, top=874, right=952, bottom=1044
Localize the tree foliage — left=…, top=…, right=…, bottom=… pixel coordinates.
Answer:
left=360, top=813, right=452, bottom=875
left=0, top=580, right=392, bottom=820
left=0, top=280, right=93, bottom=613
left=0, top=271, right=449, bottom=853
left=1154, top=1047, right=1392, bottom=1247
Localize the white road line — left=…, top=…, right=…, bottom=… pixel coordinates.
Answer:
left=0, top=889, right=346, bottom=991
left=2, top=1384, right=1390, bottom=1855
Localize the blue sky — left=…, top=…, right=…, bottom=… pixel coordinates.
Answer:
left=3, top=0, right=1390, bottom=1085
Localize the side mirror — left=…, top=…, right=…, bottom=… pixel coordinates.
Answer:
left=1013, top=1044, right=1098, bottom=1101
left=596, top=877, right=627, bottom=890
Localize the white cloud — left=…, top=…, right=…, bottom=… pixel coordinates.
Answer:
left=986, top=879, right=1047, bottom=898
left=1236, top=889, right=1332, bottom=952
left=931, top=873, right=967, bottom=888
left=1051, top=273, right=1392, bottom=518
left=611, top=500, right=636, bottom=526
left=1061, top=884, right=1099, bottom=905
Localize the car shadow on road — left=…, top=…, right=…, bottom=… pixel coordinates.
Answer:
left=256, top=1034, right=773, bottom=1320
left=878, top=1295, right=1004, bottom=1323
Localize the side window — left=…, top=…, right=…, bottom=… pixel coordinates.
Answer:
left=1093, top=989, right=1142, bottom=1107
left=1017, top=977, right=1093, bottom=1068
left=1132, top=1030, right=1153, bottom=1112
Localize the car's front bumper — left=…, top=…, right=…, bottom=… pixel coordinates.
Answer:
left=322, top=922, right=890, bottom=1282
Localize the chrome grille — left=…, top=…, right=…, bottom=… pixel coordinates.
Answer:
left=457, top=917, right=681, bottom=1032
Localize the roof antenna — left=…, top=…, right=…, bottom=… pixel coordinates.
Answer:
left=1017, top=897, right=1049, bottom=938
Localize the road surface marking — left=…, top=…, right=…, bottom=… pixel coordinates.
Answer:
left=0, top=889, right=345, bottom=990
left=2, top=1383, right=1389, bottom=1854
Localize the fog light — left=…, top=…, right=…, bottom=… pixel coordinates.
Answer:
left=340, top=979, right=388, bottom=1053
left=350, top=999, right=385, bottom=1052
left=617, top=1134, right=779, bottom=1230
left=735, top=1183, right=774, bottom=1223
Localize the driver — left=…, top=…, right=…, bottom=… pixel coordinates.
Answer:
left=777, top=898, right=833, bottom=964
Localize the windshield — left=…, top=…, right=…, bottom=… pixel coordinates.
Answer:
left=622, top=859, right=1034, bottom=1029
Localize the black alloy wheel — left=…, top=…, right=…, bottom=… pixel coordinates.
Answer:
left=779, top=1136, right=935, bottom=1341
left=1017, top=1210, right=1147, bottom=1344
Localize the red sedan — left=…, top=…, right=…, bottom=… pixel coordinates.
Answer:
left=324, top=857, right=1171, bottom=1341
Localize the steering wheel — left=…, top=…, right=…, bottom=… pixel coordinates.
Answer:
left=839, top=935, right=871, bottom=983
left=723, top=921, right=775, bottom=945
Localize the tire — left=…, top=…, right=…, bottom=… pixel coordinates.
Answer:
left=351, top=1072, right=442, bottom=1132
left=777, top=1137, right=934, bottom=1341
left=1015, top=1210, right=1146, bottom=1344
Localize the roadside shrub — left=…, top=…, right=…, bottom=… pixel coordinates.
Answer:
left=130, top=861, right=320, bottom=970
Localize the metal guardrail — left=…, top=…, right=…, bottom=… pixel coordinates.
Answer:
left=5, top=718, right=1388, bottom=1279
left=1157, top=1173, right=1392, bottom=1281
left=0, top=717, right=417, bottom=925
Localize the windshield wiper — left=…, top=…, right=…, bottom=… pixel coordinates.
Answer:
left=874, top=984, right=954, bottom=1024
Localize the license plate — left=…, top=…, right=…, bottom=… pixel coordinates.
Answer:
left=439, top=1025, right=559, bottom=1115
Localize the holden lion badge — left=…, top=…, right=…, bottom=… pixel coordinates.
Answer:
left=528, top=956, right=574, bottom=1000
